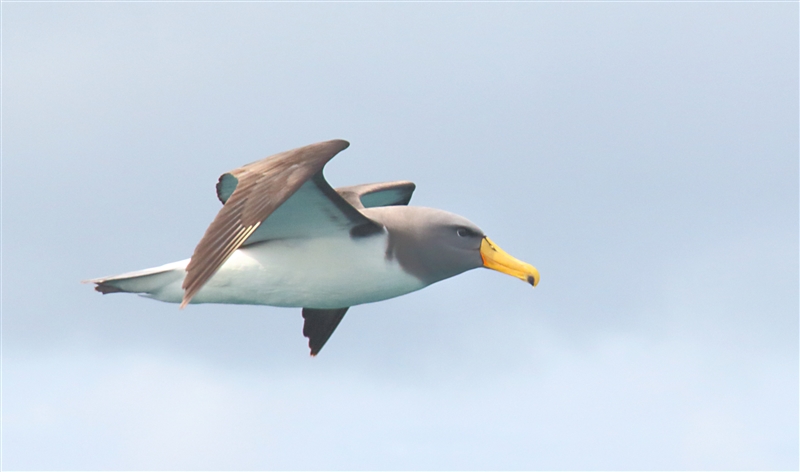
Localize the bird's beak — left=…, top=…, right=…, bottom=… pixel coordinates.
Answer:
left=480, top=237, right=539, bottom=287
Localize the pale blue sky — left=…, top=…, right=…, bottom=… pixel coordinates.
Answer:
left=3, top=3, right=798, bottom=470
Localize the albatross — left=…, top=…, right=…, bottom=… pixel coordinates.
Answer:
left=87, top=140, right=540, bottom=355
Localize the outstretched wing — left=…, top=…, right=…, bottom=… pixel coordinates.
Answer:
left=336, top=181, right=416, bottom=209
left=182, top=139, right=380, bottom=307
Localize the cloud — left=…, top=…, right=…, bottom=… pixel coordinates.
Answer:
left=4, top=316, right=796, bottom=470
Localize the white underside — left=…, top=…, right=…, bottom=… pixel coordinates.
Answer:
left=133, top=233, right=426, bottom=309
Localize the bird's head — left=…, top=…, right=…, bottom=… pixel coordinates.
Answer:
left=365, top=206, right=540, bottom=287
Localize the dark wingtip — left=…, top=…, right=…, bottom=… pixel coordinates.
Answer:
left=325, top=139, right=350, bottom=154
left=331, top=139, right=350, bottom=149
left=307, top=339, right=323, bottom=357
left=302, top=307, right=349, bottom=357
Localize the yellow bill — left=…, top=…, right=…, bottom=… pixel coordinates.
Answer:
left=480, top=237, right=539, bottom=287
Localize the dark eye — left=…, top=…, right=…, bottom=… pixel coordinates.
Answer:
left=456, top=227, right=473, bottom=238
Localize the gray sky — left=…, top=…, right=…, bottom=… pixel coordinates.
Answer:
left=3, top=3, right=798, bottom=470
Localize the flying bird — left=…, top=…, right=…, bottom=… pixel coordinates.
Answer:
left=87, top=140, right=540, bottom=355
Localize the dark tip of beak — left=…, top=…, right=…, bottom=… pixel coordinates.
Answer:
left=527, top=275, right=536, bottom=286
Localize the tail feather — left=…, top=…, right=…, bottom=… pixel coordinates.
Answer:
left=85, top=260, right=187, bottom=298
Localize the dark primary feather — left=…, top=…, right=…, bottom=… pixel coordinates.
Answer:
left=302, top=307, right=349, bottom=356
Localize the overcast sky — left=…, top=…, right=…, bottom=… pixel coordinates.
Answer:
left=3, top=3, right=798, bottom=470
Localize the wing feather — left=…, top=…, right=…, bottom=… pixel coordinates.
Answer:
left=181, top=140, right=351, bottom=308
left=336, top=181, right=416, bottom=209
left=302, top=307, right=349, bottom=356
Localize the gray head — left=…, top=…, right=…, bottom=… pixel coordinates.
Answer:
left=362, top=206, right=539, bottom=287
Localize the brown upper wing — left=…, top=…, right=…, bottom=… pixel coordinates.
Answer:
left=181, top=139, right=371, bottom=308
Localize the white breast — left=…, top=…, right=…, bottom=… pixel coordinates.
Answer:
left=148, top=233, right=426, bottom=309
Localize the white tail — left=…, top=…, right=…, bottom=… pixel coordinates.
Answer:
left=85, top=260, right=188, bottom=300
